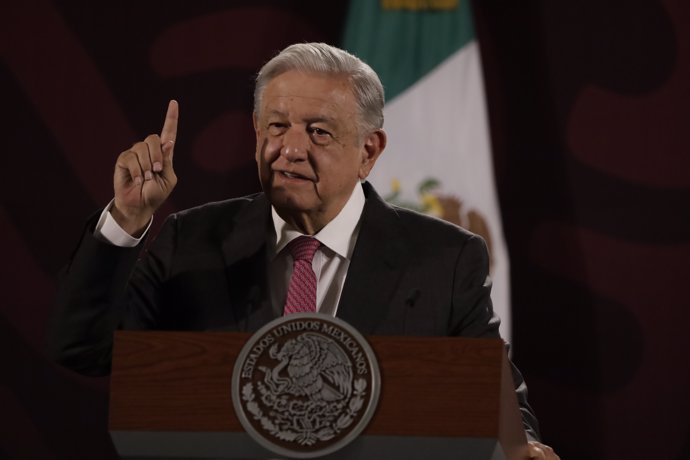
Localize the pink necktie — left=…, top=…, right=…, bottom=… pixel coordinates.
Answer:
left=283, top=236, right=321, bottom=315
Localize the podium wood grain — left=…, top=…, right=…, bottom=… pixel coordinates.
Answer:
left=110, top=331, right=527, bottom=458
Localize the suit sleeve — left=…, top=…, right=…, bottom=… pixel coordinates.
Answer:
left=449, top=234, right=542, bottom=442
left=46, top=212, right=178, bottom=376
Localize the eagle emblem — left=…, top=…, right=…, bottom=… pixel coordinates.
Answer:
left=259, top=333, right=353, bottom=403
left=232, top=314, right=380, bottom=458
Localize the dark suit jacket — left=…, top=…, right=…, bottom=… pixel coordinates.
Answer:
left=48, top=182, right=540, bottom=440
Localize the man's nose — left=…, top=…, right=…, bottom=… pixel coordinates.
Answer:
left=281, top=128, right=309, bottom=162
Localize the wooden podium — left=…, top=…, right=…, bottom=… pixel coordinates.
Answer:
left=110, top=331, right=528, bottom=459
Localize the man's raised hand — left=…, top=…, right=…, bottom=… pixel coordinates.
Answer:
left=112, top=100, right=178, bottom=236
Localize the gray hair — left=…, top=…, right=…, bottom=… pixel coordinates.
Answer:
left=254, top=42, right=384, bottom=135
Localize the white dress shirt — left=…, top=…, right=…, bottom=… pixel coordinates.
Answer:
left=94, top=200, right=151, bottom=247
left=94, top=183, right=366, bottom=316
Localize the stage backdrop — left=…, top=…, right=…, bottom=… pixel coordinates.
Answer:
left=1, top=1, right=689, bottom=459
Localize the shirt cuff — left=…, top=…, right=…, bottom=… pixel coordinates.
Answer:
left=94, top=199, right=152, bottom=247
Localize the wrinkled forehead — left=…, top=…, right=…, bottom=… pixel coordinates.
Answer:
left=259, top=70, right=358, bottom=117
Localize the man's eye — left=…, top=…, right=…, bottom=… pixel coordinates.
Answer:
left=309, top=127, right=331, bottom=137
left=268, top=123, right=287, bottom=135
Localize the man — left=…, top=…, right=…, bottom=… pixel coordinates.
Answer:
left=49, top=43, right=558, bottom=459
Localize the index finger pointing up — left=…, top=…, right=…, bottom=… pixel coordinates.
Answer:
left=160, top=99, right=179, bottom=144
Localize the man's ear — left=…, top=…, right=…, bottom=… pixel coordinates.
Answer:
left=358, top=129, right=387, bottom=180
left=253, top=112, right=260, bottom=162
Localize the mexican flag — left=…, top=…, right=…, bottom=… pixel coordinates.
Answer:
left=343, top=0, right=512, bottom=340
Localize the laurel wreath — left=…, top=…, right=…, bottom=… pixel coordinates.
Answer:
left=242, top=378, right=367, bottom=446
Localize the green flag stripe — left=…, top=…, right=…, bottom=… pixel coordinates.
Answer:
left=343, top=0, right=475, bottom=101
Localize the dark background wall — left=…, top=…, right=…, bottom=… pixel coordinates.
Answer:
left=1, top=1, right=688, bottom=459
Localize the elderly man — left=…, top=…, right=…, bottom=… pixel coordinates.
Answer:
left=49, top=43, right=558, bottom=459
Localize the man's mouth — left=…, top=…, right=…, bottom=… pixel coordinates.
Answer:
left=279, top=171, right=312, bottom=181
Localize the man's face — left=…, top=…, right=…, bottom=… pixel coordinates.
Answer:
left=254, top=70, right=384, bottom=233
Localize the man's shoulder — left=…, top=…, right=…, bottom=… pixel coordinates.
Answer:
left=160, top=192, right=269, bottom=241
left=172, top=192, right=266, bottom=220
left=362, top=181, right=482, bottom=251
left=391, top=204, right=478, bottom=244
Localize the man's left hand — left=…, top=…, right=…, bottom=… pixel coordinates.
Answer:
left=528, top=440, right=560, bottom=459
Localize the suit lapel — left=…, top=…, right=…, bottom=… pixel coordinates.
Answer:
left=218, top=186, right=412, bottom=334
left=220, top=194, right=279, bottom=332
left=337, top=183, right=411, bottom=334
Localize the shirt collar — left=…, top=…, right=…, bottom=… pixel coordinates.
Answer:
left=271, top=182, right=365, bottom=259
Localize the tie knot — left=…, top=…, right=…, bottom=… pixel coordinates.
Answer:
left=287, top=236, right=321, bottom=262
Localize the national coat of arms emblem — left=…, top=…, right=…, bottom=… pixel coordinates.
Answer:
left=232, top=313, right=381, bottom=458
